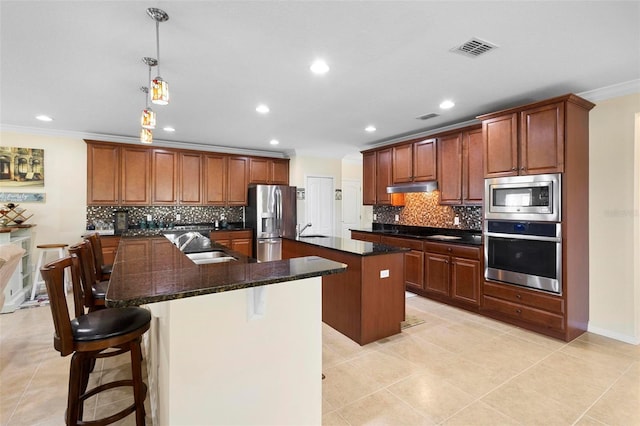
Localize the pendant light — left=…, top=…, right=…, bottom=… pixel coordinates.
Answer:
left=147, top=8, right=170, bottom=105
left=140, top=128, right=153, bottom=144
left=140, top=58, right=157, bottom=129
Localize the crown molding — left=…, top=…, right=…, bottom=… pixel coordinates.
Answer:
left=578, top=79, right=640, bottom=102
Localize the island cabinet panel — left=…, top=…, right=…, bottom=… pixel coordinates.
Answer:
left=282, top=238, right=404, bottom=345
left=380, top=235, right=425, bottom=292
left=151, top=149, right=178, bottom=205
left=248, top=157, right=289, bottom=185
left=362, top=151, right=377, bottom=205
left=227, top=156, right=249, bottom=205
left=178, top=152, right=203, bottom=205
left=87, top=142, right=120, bottom=205
left=121, top=147, right=151, bottom=205
left=203, top=154, right=227, bottom=205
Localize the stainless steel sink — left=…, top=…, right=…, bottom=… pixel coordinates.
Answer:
left=186, top=251, right=237, bottom=264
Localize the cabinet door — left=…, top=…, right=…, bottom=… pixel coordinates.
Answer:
left=450, top=257, right=480, bottom=306
left=270, top=159, right=289, bottom=184
left=424, top=252, right=450, bottom=297
left=231, top=239, right=252, bottom=257
left=376, top=148, right=392, bottom=205
left=462, top=128, right=483, bottom=205
left=204, top=154, right=227, bottom=205
left=87, top=143, right=120, bottom=205
left=121, top=147, right=151, bottom=205
left=437, top=133, right=462, bottom=205
left=100, top=236, right=120, bottom=266
left=151, top=149, right=178, bottom=205
left=483, top=113, right=518, bottom=177
left=178, top=152, right=203, bottom=205
left=362, top=151, right=377, bottom=205
left=405, top=249, right=425, bottom=291
left=392, top=143, right=413, bottom=183
left=248, top=158, right=270, bottom=184
left=520, top=102, right=564, bottom=175
left=227, top=156, right=249, bottom=205
left=413, top=139, right=437, bottom=181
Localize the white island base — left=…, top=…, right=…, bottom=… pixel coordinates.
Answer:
left=144, top=276, right=322, bottom=425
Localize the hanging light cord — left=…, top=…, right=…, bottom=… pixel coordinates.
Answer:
left=155, top=21, right=161, bottom=76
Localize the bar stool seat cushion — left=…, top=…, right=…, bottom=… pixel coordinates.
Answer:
left=92, top=280, right=109, bottom=299
left=71, top=307, right=151, bottom=342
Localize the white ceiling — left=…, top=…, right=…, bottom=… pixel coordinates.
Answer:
left=1, top=1, right=639, bottom=159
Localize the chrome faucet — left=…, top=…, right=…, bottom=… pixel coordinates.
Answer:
left=298, top=223, right=312, bottom=237
left=175, top=231, right=206, bottom=251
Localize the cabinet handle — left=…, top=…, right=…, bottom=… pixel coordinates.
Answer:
left=516, top=294, right=522, bottom=299
left=515, top=309, right=522, bottom=314
left=520, top=167, right=526, bottom=171
left=447, top=248, right=452, bottom=252
left=511, top=167, right=517, bottom=171
left=444, top=260, right=449, bottom=264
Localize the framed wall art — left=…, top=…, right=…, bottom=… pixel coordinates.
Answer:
left=0, top=146, right=45, bottom=187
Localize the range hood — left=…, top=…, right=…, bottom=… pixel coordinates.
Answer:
left=386, top=181, right=438, bottom=194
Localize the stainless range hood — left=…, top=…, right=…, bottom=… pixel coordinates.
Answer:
left=386, top=181, right=438, bottom=194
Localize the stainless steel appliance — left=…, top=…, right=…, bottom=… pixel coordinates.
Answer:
left=484, top=220, right=562, bottom=294
left=246, top=185, right=297, bottom=262
left=484, top=173, right=561, bottom=222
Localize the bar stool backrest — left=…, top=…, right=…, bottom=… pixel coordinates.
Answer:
left=40, top=255, right=84, bottom=356
left=68, top=241, right=100, bottom=310
left=85, top=233, right=105, bottom=276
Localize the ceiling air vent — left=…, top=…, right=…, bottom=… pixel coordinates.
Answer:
left=416, top=112, right=439, bottom=120
left=452, top=37, right=498, bottom=58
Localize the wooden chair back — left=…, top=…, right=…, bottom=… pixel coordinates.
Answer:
left=85, top=233, right=106, bottom=278
left=68, top=241, right=102, bottom=310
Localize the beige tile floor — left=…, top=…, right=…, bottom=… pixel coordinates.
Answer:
left=1, top=294, right=638, bottom=425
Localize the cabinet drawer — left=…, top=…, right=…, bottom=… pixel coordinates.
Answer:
left=483, top=281, right=564, bottom=314
left=380, top=235, right=423, bottom=251
left=351, top=231, right=381, bottom=243
left=483, top=295, right=565, bottom=331
left=423, top=242, right=480, bottom=259
left=210, top=229, right=253, bottom=241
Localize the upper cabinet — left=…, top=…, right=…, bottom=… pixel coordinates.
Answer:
left=376, top=148, right=393, bottom=205
left=362, top=151, right=377, bottom=205
left=248, top=157, right=289, bottom=185
left=87, top=141, right=277, bottom=207
left=479, top=96, right=591, bottom=178
left=437, top=126, right=483, bottom=206
left=392, top=138, right=436, bottom=183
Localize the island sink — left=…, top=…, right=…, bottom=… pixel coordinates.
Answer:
left=186, top=251, right=237, bottom=264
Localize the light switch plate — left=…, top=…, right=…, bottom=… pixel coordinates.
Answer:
left=394, top=214, right=399, bottom=221
left=380, top=269, right=389, bottom=278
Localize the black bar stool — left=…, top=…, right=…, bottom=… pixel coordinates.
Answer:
left=41, top=254, right=150, bottom=425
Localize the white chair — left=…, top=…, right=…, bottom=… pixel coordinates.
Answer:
left=31, top=243, right=69, bottom=300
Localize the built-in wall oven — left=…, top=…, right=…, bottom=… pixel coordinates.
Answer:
left=483, top=173, right=562, bottom=295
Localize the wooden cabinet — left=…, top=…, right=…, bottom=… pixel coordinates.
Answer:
left=87, top=142, right=120, bottom=205
left=392, top=138, right=436, bottom=183
left=362, top=152, right=377, bottom=205
left=178, top=152, right=203, bottom=205
left=376, top=148, right=393, bottom=205
left=248, top=157, right=289, bottom=185
left=100, top=236, right=121, bottom=266
left=480, top=100, right=565, bottom=178
left=227, top=156, right=249, bottom=206
left=350, top=230, right=381, bottom=243
left=437, top=126, right=483, bottom=205
left=423, top=241, right=481, bottom=308
left=121, top=147, right=151, bottom=205
left=380, top=235, right=425, bottom=293
left=151, top=149, right=178, bottom=205
left=210, top=229, right=253, bottom=257
left=204, top=154, right=227, bottom=205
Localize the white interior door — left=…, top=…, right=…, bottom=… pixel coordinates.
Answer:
left=306, top=176, right=334, bottom=236
left=341, top=179, right=361, bottom=239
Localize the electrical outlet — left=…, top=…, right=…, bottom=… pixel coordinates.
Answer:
left=176, top=213, right=181, bottom=221
left=395, top=214, right=399, bottom=222
left=373, top=213, right=377, bottom=220
left=454, top=215, right=460, bottom=226
left=380, top=269, right=389, bottom=278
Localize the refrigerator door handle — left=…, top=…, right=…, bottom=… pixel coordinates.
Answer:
left=275, top=186, right=282, bottom=235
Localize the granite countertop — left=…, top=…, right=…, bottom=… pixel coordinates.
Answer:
left=106, top=235, right=346, bottom=308
left=287, top=235, right=409, bottom=256
left=351, top=224, right=483, bottom=246
left=97, top=223, right=252, bottom=238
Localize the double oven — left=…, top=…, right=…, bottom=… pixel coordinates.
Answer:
left=483, top=173, right=562, bottom=294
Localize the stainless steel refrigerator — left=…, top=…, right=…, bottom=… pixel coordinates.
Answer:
left=246, top=185, right=297, bottom=261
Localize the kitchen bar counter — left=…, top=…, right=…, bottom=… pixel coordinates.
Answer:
left=291, top=235, right=409, bottom=256
left=350, top=224, right=482, bottom=246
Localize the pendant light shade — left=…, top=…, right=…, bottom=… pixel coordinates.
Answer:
left=147, top=8, right=170, bottom=105
left=139, top=85, right=156, bottom=129
left=140, top=128, right=153, bottom=144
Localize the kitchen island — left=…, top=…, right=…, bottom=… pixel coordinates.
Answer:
left=282, top=236, right=408, bottom=345
left=106, top=235, right=346, bottom=426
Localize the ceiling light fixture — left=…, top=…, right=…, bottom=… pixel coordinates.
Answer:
left=35, top=115, right=53, bottom=122
left=270, top=139, right=279, bottom=145
left=163, top=126, right=175, bottom=132
left=365, top=125, right=376, bottom=132
left=140, top=87, right=156, bottom=130
left=147, top=8, right=170, bottom=105
left=310, top=59, right=330, bottom=75
left=140, top=128, right=153, bottom=144
left=256, top=104, right=270, bottom=114
left=439, top=100, right=455, bottom=109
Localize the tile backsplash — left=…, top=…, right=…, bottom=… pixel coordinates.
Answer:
left=86, top=205, right=244, bottom=229
left=373, top=191, right=482, bottom=231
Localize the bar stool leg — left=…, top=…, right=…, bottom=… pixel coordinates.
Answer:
left=30, top=250, right=47, bottom=301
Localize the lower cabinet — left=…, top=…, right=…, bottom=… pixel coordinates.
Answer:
left=423, top=242, right=481, bottom=308
left=100, top=236, right=121, bottom=266
left=210, top=230, right=253, bottom=258
left=379, top=235, right=425, bottom=292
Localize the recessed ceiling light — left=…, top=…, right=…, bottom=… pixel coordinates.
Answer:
left=163, top=126, right=175, bottom=132
left=365, top=126, right=376, bottom=132
left=269, top=139, right=279, bottom=145
left=310, top=59, right=330, bottom=75
left=35, top=115, right=53, bottom=122
left=256, top=104, right=270, bottom=114
left=439, top=100, right=455, bottom=110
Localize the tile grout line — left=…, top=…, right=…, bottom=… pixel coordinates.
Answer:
left=5, top=358, right=42, bottom=425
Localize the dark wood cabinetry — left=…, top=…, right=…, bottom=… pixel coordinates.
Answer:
left=376, top=148, right=393, bottom=205
left=210, top=229, right=253, bottom=257
left=248, top=157, right=289, bottom=185
left=121, top=147, right=151, bottom=205
left=437, top=126, right=483, bottom=205
left=392, top=138, right=436, bottom=183
left=100, top=236, right=120, bottom=267
left=87, top=142, right=121, bottom=205
left=362, top=152, right=377, bottom=205
left=350, top=230, right=381, bottom=243
left=203, top=154, right=227, bottom=205
left=227, top=156, right=249, bottom=205
left=151, top=149, right=178, bottom=205
left=380, top=235, right=425, bottom=292
left=178, top=152, right=203, bottom=205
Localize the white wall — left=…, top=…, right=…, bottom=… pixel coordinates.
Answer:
left=0, top=132, right=87, bottom=263
left=588, top=92, right=640, bottom=344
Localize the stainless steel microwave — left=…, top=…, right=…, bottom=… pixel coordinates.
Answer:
left=484, top=173, right=561, bottom=222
